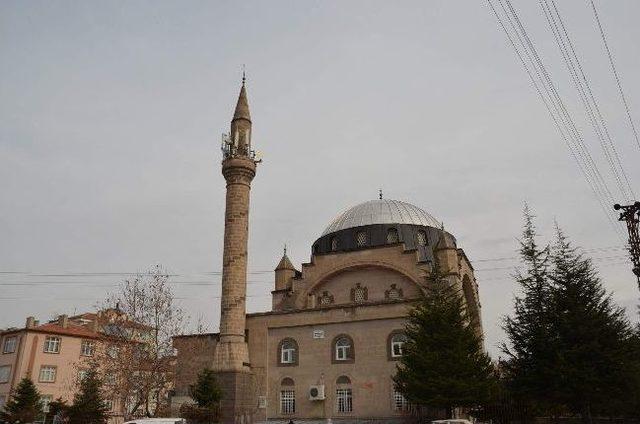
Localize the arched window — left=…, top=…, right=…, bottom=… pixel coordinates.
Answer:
left=336, top=375, right=353, bottom=413
left=331, top=237, right=339, bottom=251
left=388, top=331, right=408, bottom=360
left=278, top=338, right=298, bottom=366
left=280, top=378, right=295, bottom=414
left=355, top=231, right=368, bottom=247
left=416, top=230, right=427, bottom=246
left=387, top=228, right=399, bottom=244
left=332, top=335, right=354, bottom=363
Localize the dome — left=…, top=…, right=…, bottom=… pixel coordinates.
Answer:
left=321, top=199, right=441, bottom=236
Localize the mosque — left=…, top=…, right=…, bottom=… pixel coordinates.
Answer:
left=171, top=79, right=483, bottom=423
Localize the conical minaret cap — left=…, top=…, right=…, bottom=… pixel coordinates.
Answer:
left=232, top=81, right=251, bottom=123
left=275, top=252, right=296, bottom=271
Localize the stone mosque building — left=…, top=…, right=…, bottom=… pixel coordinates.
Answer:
left=171, top=79, right=483, bottom=423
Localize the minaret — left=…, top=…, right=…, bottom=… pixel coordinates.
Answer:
left=214, top=76, right=258, bottom=423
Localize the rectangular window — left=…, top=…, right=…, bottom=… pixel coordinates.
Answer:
left=78, top=370, right=88, bottom=382
left=104, top=399, right=114, bottom=411
left=0, top=365, right=11, bottom=383
left=41, top=395, right=53, bottom=412
left=336, top=388, right=352, bottom=413
left=280, top=390, right=295, bottom=414
left=39, top=366, right=57, bottom=382
left=2, top=336, right=17, bottom=354
left=43, top=336, right=61, bottom=353
left=393, top=390, right=409, bottom=412
left=281, top=347, right=294, bottom=364
left=81, top=340, right=94, bottom=356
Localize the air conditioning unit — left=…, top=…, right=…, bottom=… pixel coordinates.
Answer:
left=309, top=385, right=326, bottom=401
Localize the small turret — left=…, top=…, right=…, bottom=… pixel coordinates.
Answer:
left=226, top=73, right=252, bottom=157
left=434, top=230, right=458, bottom=276
left=275, top=246, right=296, bottom=291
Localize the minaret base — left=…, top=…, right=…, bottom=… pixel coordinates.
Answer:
left=215, top=370, right=257, bottom=424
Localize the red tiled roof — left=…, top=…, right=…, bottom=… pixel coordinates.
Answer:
left=32, top=323, right=101, bottom=339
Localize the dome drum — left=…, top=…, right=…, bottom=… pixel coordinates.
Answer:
left=312, top=223, right=455, bottom=262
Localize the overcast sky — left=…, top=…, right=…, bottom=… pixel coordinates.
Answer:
left=1, top=0, right=639, bottom=358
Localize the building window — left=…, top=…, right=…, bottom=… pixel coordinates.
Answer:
left=280, top=389, right=295, bottom=414
left=41, top=395, right=53, bottom=413
left=416, top=230, right=427, bottom=246
left=389, top=332, right=408, bottom=359
left=39, top=366, right=57, bottom=383
left=43, top=336, right=61, bottom=353
left=355, top=231, right=368, bottom=247
left=333, top=335, right=354, bottom=362
left=0, top=365, right=11, bottom=383
left=318, top=291, right=334, bottom=306
left=81, top=340, right=94, bottom=357
left=393, top=390, right=409, bottom=412
left=385, top=284, right=403, bottom=300
left=78, top=370, right=88, bottom=382
left=2, top=336, right=17, bottom=354
left=104, top=399, right=114, bottom=411
left=387, top=228, right=399, bottom=244
left=278, top=339, right=298, bottom=366
left=331, top=237, right=339, bottom=251
left=336, top=388, right=353, bottom=413
left=351, top=283, right=368, bottom=303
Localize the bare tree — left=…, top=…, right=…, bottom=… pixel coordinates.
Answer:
left=94, top=264, right=186, bottom=419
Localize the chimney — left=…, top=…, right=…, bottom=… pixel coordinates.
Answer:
left=58, top=314, right=69, bottom=329
left=25, top=316, right=36, bottom=329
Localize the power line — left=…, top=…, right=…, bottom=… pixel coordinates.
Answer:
left=590, top=0, right=640, bottom=152
left=486, top=0, right=626, bottom=241
left=541, top=0, right=635, bottom=201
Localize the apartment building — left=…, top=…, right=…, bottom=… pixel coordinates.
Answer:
left=0, top=313, right=120, bottom=421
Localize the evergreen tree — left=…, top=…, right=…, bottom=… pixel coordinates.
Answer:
left=394, top=253, right=496, bottom=418
left=66, top=369, right=109, bottom=424
left=549, top=225, right=637, bottom=422
left=501, top=206, right=558, bottom=413
left=0, top=377, right=43, bottom=424
left=180, top=368, right=222, bottom=424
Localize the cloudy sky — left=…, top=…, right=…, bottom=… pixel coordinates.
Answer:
left=1, top=0, right=639, bottom=358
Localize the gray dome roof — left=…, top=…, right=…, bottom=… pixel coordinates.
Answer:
left=321, top=199, right=441, bottom=236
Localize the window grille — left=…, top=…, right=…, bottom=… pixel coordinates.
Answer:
left=43, top=336, right=60, bottom=353
left=387, top=228, right=399, bottom=244
left=2, top=337, right=16, bottom=354
left=280, top=390, right=295, bottom=414
left=386, top=284, right=402, bottom=300
left=81, top=340, right=94, bottom=356
left=39, top=366, right=56, bottom=382
left=336, top=388, right=353, bottom=413
left=416, top=230, right=427, bottom=246
left=335, top=337, right=352, bottom=361
left=393, top=390, right=409, bottom=412
left=353, top=284, right=366, bottom=303
left=355, top=231, right=368, bottom=247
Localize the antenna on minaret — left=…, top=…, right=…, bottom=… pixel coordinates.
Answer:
left=379, top=189, right=383, bottom=200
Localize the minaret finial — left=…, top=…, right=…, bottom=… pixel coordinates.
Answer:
left=379, top=189, right=383, bottom=200
left=242, top=64, right=246, bottom=87
left=283, top=243, right=287, bottom=256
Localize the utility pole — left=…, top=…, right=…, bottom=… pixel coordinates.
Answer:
left=614, top=201, right=640, bottom=289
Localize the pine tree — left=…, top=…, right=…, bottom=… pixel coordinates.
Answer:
left=0, top=377, right=43, bottom=423
left=501, top=206, right=558, bottom=413
left=66, top=369, right=109, bottom=424
left=549, top=225, right=637, bottom=422
left=180, top=368, right=222, bottom=424
left=394, top=253, right=496, bottom=418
